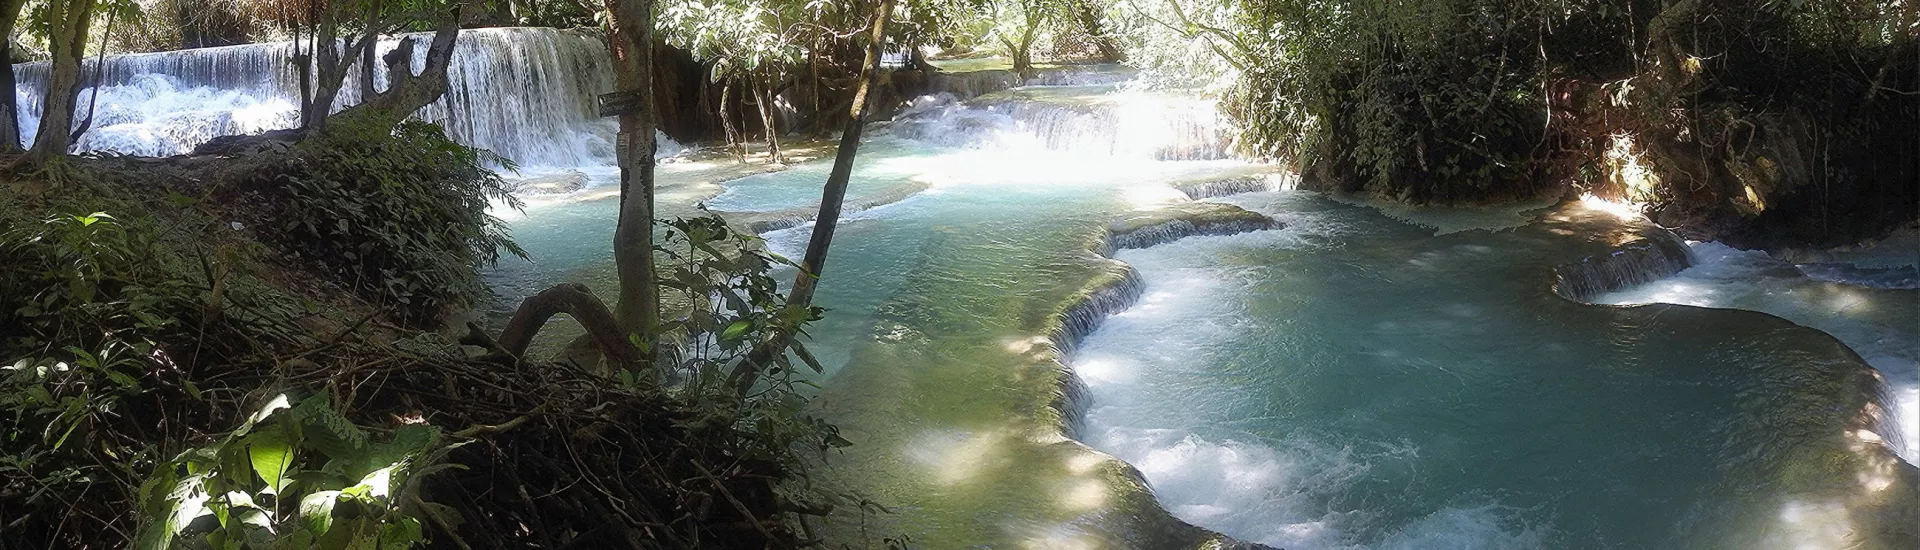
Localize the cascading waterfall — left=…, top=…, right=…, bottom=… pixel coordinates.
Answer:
left=1175, top=174, right=1291, bottom=200
left=889, top=85, right=1231, bottom=161
left=920, top=70, right=1021, bottom=101
left=13, top=27, right=681, bottom=169
left=1551, top=229, right=1696, bottom=301
left=1022, top=64, right=1137, bottom=87
left=1105, top=218, right=1278, bottom=252
left=913, top=64, right=1136, bottom=103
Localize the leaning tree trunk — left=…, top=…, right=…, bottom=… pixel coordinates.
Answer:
left=732, top=0, right=894, bottom=393
left=753, top=69, right=783, bottom=164
left=329, top=2, right=466, bottom=129
left=602, top=0, right=660, bottom=343
left=67, top=6, right=117, bottom=144
left=26, top=0, right=97, bottom=163
left=0, top=0, right=29, bottom=153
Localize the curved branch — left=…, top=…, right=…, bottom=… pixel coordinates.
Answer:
left=495, top=283, right=640, bottom=371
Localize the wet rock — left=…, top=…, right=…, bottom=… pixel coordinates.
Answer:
left=511, top=171, right=588, bottom=195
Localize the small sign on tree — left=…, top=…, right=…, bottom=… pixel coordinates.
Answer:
left=598, top=90, right=643, bottom=117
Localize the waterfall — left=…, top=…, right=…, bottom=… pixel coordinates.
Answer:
left=1176, top=174, right=1292, bottom=200
left=1105, top=218, right=1278, bottom=253
left=1022, top=64, right=1136, bottom=87
left=1551, top=230, right=1697, bottom=301
left=13, top=27, right=681, bottom=168
left=889, top=87, right=1231, bottom=160
left=921, top=70, right=1021, bottom=100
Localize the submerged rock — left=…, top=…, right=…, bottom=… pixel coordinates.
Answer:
left=710, top=180, right=933, bottom=234
left=510, top=171, right=589, bottom=195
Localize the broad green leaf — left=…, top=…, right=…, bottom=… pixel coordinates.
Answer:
left=247, top=431, right=296, bottom=493
left=293, top=395, right=367, bottom=459
left=223, top=491, right=258, bottom=510
left=299, top=490, right=342, bottom=536
left=369, top=425, right=439, bottom=468
left=344, top=465, right=396, bottom=502
left=722, top=320, right=753, bottom=341
left=235, top=394, right=294, bottom=436
left=239, top=508, right=276, bottom=545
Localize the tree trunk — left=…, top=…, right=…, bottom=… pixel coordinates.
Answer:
left=305, top=10, right=344, bottom=130
left=295, top=19, right=312, bottom=128
left=1013, top=30, right=1038, bottom=80
left=359, top=18, right=378, bottom=100
left=1072, top=0, right=1123, bottom=62
left=731, top=0, right=894, bottom=393
left=68, top=6, right=115, bottom=144
left=788, top=1, right=891, bottom=308
left=719, top=79, right=745, bottom=163
left=330, top=2, right=466, bottom=129
left=26, top=0, right=98, bottom=163
left=753, top=69, right=783, bottom=164
left=0, top=0, right=29, bottom=153
left=602, top=0, right=660, bottom=345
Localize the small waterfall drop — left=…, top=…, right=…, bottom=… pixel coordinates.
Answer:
left=13, top=27, right=680, bottom=169
left=1551, top=230, right=1696, bottom=301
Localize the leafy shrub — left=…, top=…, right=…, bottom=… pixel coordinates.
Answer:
left=0, top=202, right=218, bottom=547
left=272, top=118, right=525, bottom=328
left=135, top=393, right=453, bottom=549
left=649, top=215, right=847, bottom=455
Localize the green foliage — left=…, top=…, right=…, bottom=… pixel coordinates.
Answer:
left=0, top=189, right=303, bottom=547
left=1114, top=0, right=1913, bottom=205
left=1211, top=0, right=1550, bottom=200
left=644, top=215, right=850, bottom=456
left=273, top=118, right=525, bottom=327
left=660, top=0, right=816, bottom=79
left=0, top=203, right=209, bottom=501
left=134, top=393, right=456, bottom=550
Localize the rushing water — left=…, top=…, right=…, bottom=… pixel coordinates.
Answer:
left=1594, top=241, right=1920, bottom=465
left=1073, top=196, right=1914, bottom=548
left=58, top=30, right=1919, bottom=549
left=12, top=27, right=680, bottom=170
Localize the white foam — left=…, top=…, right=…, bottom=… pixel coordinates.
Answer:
left=1076, top=210, right=1544, bottom=548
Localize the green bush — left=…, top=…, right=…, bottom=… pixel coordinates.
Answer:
left=273, top=119, right=524, bottom=328
left=135, top=393, right=452, bottom=550
left=0, top=200, right=219, bottom=547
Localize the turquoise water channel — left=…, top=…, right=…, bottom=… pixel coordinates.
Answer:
left=486, top=83, right=1916, bottom=548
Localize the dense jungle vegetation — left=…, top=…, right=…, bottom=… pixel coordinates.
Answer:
left=0, top=0, right=1912, bottom=547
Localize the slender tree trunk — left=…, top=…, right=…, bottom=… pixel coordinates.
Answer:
left=294, top=15, right=311, bottom=128
left=0, top=0, right=29, bottom=153
left=730, top=0, right=894, bottom=394
left=719, top=79, right=745, bottom=163
left=69, top=6, right=117, bottom=144
left=788, top=0, right=891, bottom=308
left=26, top=0, right=98, bottom=163
left=359, top=25, right=377, bottom=100
left=602, top=0, right=660, bottom=342
left=1013, top=32, right=1037, bottom=80
left=753, top=69, right=783, bottom=164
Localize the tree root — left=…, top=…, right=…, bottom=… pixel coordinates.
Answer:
left=491, top=283, right=641, bottom=372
